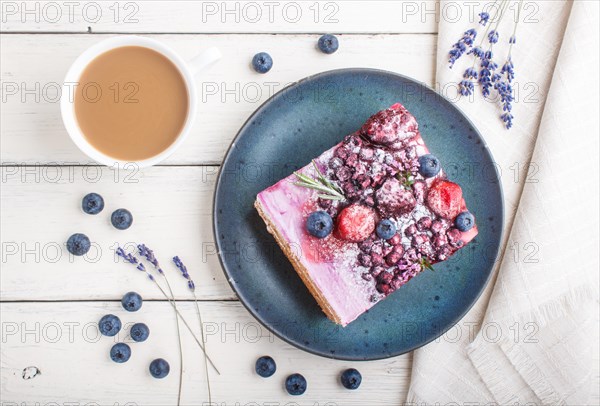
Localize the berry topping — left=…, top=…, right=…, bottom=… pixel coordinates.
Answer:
left=418, top=154, right=442, bottom=178
left=376, top=283, right=392, bottom=295
left=405, top=224, right=417, bottom=237
left=306, top=211, right=333, bottom=238
left=130, top=323, right=150, bottom=342
left=361, top=103, right=418, bottom=146
left=110, top=343, right=131, bottom=363
left=433, top=234, right=448, bottom=248
left=149, top=358, right=170, bottom=379
left=388, top=233, right=401, bottom=246
left=341, top=368, right=362, bottom=390
left=329, top=157, right=343, bottom=169
left=111, top=208, right=133, bottom=230
left=455, top=211, right=475, bottom=231
left=255, top=356, right=277, bottom=378
left=252, top=52, right=273, bottom=74
left=66, top=233, right=91, bottom=256
left=285, top=373, right=307, bottom=395
left=376, top=219, right=397, bottom=240
left=336, top=166, right=352, bottom=181
left=318, top=34, right=339, bottom=54
left=121, top=291, right=142, bottom=312
left=446, top=228, right=463, bottom=246
left=358, top=253, right=372, bottom=267
left=98, top=314, right=121, bottom=337
left=377, top=271, right=393, bottom=285
left=336, top=204, right=376, bottom=243
left=370, top=266, right=385, bottom=278
left=370, top=253, right=384, bottom=266
left=417, top=216, right=432, bottom=231
left=385, top=248, right=403, bottom=266
left=426, top=180, right=463, bottom=220
left=431, top=219, right=449, bottom=234
left=412, top=180, right=427, bottom=203
left=82, top=192, right=104, bottom=215
left=375, top=178, right=416, bottom=217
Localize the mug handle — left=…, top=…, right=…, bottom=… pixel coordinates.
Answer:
left=188, top=47, right=222, bottom=75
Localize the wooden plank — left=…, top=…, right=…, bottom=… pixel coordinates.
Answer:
left=0, top=33, right=437, bottom=165
left=0, top=165, right=235, bottom=301
left=0, top=0, right=438, bottom=34
left=0, top=301, right=412, bottom=405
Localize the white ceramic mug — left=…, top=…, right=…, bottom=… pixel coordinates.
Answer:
left=61, top=35, right=221, bottom=168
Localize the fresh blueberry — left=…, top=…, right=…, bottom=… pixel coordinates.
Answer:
left=66, top=233, right=91, bottom=256
left=418, top=154, right=441, bottom=178
left=285, top=373, right=307, bottom=396
left=82, top=193, right=104, bottom=215
left=255, top=356, right=276, bottom=378
left=455, top=211, right=475, bottom=231
left=149, top=358, right=170, bottom=379
left=111, top=208, right=133, bottom=230
left=318, top=34, right=339, bottom=54
left=306, top=211, right=333, bottom=238
left=121, top=291, right=143, bottom=312
left=98, top=314, right=122, bottom=337
left=110, top=343, right=131, bottom=363
left=376, top=219, right=397, bottom=240
left=130, top=323, right=150, bottom=342
left=252, top=52, right=273, bottom=74
left=341, top=368, right=362, bottom=390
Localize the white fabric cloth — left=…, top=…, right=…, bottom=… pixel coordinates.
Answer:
left=406, top=1, right=600, bottom=404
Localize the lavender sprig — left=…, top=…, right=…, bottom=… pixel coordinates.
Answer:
left=115, top=247, right=220, bottom=375
left=116, top=247, right=152, bottom=278
left=479, top=11, right=490, bottom=26
left=138, top=244, right=163, bottom=274
left=173, top=256, right=195, bottom=291
left=449, top=29, right=477, bottom=68
left=173, top=256, right=212, bottom=405
left=447, top=0, right=520, bottom=130
left=138, top=244, right=183, bottom=406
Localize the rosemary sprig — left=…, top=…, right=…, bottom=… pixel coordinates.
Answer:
left=420, top=257, right=435, bottom=272
left=293, top=161, right=345, bottom=201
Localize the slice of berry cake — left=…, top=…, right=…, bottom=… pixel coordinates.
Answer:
left=255, top=103, right=478, bottom=326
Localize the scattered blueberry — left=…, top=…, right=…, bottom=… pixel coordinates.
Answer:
left=376, top=219, right=397, bottom=240
left=318, top=34, right=339, bottom=54
left=341, top=368, right=362, bottom=390
left=149, top=358, right=170, bottom=379
left=66, top=233, right=91, bottom=256
left=111, top=208, right=133, bottom=230
left=110, top=343, right=131, bottom=363
left=455, top=211, right=475, bottom=231
left=255, top=356, right=276, bottom=378
left=82, top=193, right=104, bottom=215
left=252, top=52, right=273, bottom=74
left=306, top=211, right=333, bottom=238
left=285, top=373, right=307, bottom=396
left=121, top=291, right=143, bottom=312
left=130, top=323, right=150, bottom=342
left=418, top=154, right=441, bottom=178
left=98, top=314, right=122, bottom=337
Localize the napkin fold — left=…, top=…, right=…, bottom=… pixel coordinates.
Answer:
left=406, top=1, right=599, bottom=404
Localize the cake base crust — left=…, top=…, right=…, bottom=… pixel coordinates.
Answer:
left=254, top=199, right=345, bottom=325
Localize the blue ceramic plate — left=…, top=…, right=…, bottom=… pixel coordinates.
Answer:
left=214, top=69, right=503, bottom=360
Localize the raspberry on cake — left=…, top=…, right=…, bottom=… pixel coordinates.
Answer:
left=255, top=103, right=478, bottom=326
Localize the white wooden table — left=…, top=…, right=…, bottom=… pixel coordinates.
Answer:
left=1, top=2, right=440, bottom=404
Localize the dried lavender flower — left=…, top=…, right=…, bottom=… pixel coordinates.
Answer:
left=138, top=244, right=164, bottom=274
left=173, top=256, right=195, bottom=292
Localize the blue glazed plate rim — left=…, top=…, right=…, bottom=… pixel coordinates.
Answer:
left=213, top=68, right=504, bottom=360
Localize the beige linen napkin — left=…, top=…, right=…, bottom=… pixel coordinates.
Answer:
left=406, top=1, right=599, bottom=404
